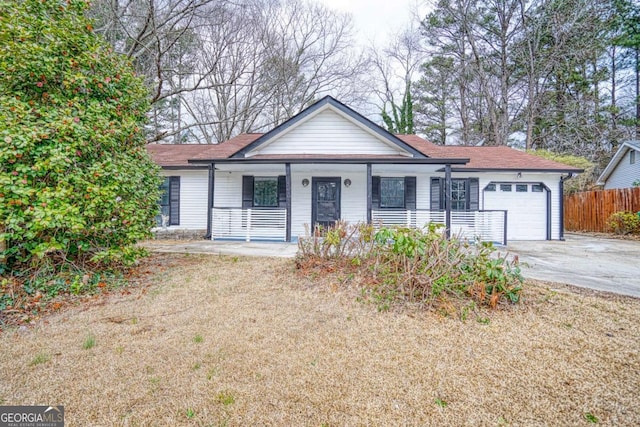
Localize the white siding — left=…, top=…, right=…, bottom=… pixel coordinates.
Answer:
left=213, top=171, right=243, bottom=208
left=249, top=109, right=407, bottom=157
left=161, top=170, right=208, bottom=230
left=604, top=149, right=640, bottom=189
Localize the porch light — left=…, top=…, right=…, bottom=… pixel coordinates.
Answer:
left=344, top=178, right=352, bottom=187
left=302, top=178, right=309, bottom=187
left=516, top=172, right=522, bottom=179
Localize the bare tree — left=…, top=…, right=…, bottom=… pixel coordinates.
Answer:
left=369, top=25, right=426, bottom=133
left=91, top=0, right=367, bottom=144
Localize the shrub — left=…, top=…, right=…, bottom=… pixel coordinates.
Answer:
left=528, top=150, right=595, bottom=193
left=0, top=0, right=161, bottom=277
left=607, top=211, right=640, bottom=235
left=298, top=221, right=376, bottom=259
left=296, top=222, right=523, bottom=312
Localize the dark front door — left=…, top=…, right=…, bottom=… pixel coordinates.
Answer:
left=312, top=177, right=341, bottom=228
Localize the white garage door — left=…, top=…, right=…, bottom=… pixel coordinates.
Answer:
left=483, top=183, right=547, bottom=241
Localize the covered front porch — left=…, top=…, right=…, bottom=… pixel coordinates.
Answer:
left=202, top=159, right=508, bottom=245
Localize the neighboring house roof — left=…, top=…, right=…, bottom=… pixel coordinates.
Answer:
left=596, top=141, right=640, bottom=185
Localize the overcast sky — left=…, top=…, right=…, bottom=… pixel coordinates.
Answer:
left=317, top=0, right=427, bottom=47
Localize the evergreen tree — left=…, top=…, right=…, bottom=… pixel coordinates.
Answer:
left=381, top=83, right=415, bottom=134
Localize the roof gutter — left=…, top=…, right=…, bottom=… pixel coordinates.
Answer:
left=159, top=165, right=209, bottom=170
left=437, top=167, right=584, bottom=173
left=189, top=157, right=470, bottom=165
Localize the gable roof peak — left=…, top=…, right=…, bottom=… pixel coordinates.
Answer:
left=231, top=96, right=427, bottom=159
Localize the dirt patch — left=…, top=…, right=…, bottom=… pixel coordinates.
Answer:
left=0, top=254, right=638, bottom=426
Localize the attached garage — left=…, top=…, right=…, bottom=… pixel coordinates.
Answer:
left=483, top=182, right=549, bottom=241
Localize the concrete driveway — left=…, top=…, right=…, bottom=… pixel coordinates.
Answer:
left=507, top=234, right=640, bottom=297
left=144, top=234, right=639, bottom=298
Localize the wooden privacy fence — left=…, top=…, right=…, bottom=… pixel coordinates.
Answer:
left=564, top=187, right=640, bottom=232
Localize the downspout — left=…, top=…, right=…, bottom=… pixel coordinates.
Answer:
left=366, top=163, right=372, bottom=224
left=205, top=163, right=214, bottom=240
left=546, top=187, right=552, bottom=240
left=445, top=164, right=452, bottom=239
left=559, top=173, right=573, bottom=241
left=285, top=163, right=292, bottom=242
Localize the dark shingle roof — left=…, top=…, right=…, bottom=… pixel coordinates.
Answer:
left=146, top=134, right=261, bottom=167
left=397, top=135, right=581, bottom=172
left=147, top=133, right=581, bottom=172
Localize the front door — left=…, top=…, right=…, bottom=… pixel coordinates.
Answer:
left=312, top=177, right=341, bottom=228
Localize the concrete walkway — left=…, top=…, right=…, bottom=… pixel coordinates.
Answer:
left=507, top=234, right=640, bottom=298
left=143, top=239, right=299, bottom=258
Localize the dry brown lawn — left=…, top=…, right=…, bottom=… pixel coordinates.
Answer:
left=1, top=254, right=639, bottom=426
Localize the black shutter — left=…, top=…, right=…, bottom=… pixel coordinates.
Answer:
left=169, top=176, right=180, bottom=225
left=430, top=177, right=441, bottom=210
left=277, top=175, right=286, bottom=208
left=371, top=176, right=381, bottom=209
left=404, top=176, right=416, bottom=210
left=469, top=178, right=479, bottom=210
left=242, top=176, right=254, bottom=208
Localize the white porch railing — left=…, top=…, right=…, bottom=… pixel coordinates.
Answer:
left=212, top=208, right=287, bottom=241
left=372, top=209, right=507, bottom=245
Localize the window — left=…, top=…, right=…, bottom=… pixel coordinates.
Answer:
left=500, top=184, right=512, bottom=192
left=157, top=178, right=170, bottom=226
left=631, top=150, right=636, bottom=165
left=380, top=177, right=405, bottom=208
left=532, top=184, right=544, bottom=193
left=242, top=175, right=285, bottom=209
left=516, top=184, right=528, bottom=192
left=451, top=179, right=468, bottom=210
left=485, top=183, right=496, bottom=192
left=253, top=177, right=278, bottom=207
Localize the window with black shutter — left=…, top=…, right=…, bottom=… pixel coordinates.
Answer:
left=157, top=176, right=180, bottom=226
left=371, top=176, right=416, bottom=209
left=242, top=175, right=286, bottom=208
left=431, top=177, right=479, bottom=211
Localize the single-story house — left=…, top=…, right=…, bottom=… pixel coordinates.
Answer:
left=596, top=141, right=640, bottom=189
left=147, top=96, right=582, bottom=244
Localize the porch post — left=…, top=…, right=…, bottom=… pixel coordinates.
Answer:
left=366, top=163, right=372, bottom=223
left=445, top=164, right=452, bottom=239
left=205, top=163, right=215, bottom=239
left=285, top=163, right=292, bottom=242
